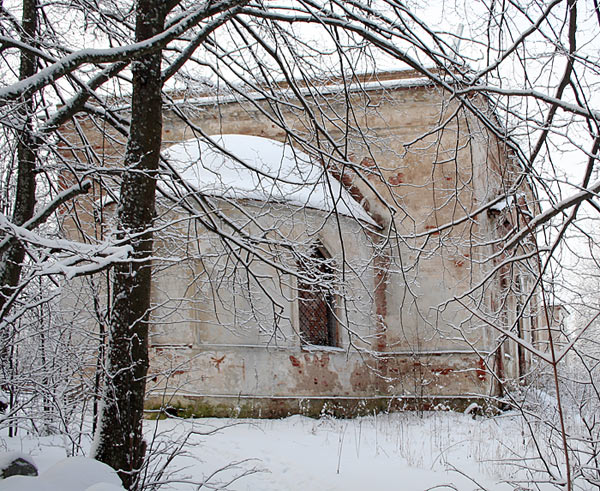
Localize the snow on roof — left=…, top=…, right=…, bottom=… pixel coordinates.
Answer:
left=173, top=76, right=432, bottom=108
left=164, top=134, right=377, bottom=226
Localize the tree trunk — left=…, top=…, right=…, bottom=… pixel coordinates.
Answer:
left=92, top=1, right=167, bottom=489
left=0, top=0, right=39, bottom=414
left=0, top=0, right=38, bottom=319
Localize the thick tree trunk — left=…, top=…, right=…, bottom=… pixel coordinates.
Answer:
left=92, top=1, right=166, bottom=489
left=0, top=0, right=38, bottom=407
left=0, top=0, right=38, bottom=318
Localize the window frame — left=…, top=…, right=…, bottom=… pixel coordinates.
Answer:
left=296, top=243, right=338, bottom=348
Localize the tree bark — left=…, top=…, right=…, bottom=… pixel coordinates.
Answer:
left=0, top=0, right=39, bottom=391
left=92, top=1, right=167, bottom=489
left=0, top=0, right=38, bottom=318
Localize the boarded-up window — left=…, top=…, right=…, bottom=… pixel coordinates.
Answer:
left=297, top=247, right=336, bottom=346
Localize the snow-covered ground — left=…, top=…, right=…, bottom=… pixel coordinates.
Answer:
left=0, top=411, right=560, bottom=490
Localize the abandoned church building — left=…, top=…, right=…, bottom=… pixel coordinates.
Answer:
left=61, top=71, right=541, bottom=417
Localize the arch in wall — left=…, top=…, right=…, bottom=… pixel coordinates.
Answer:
left=297, top=242, right=337, bottom=347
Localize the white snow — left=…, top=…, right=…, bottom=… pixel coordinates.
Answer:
left=489, top=195, right=515, bottom=212
left=163, top=134, right=377, bottom=226
left=0, top=212, right=133, bottom=279
left=171, top=76, right=433, bottom=108
left=1, top=411, right=561, bottom=490
left=141, top=412, right=557, bottom=490
left=0, top=457, right=123, bottom=491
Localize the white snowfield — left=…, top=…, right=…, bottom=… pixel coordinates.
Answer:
left=0, top=411, right=561, bottom=490
left=163, top=134, right=378, bottom=227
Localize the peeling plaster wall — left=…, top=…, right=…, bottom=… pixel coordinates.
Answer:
left=61, top=76, right=531, bottom=415
left=144, top=83, right=508, bottom=409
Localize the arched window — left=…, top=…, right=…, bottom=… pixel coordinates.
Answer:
left=297, top=245, right=337, bottom=347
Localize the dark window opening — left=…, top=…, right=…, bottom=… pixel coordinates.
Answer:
left=297, top=246, right=336, bottom=347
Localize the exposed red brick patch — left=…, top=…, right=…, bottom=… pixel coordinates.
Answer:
left=210, top=355, right=226, bottom=371
left=476, top=358, right=487, bottom=381
left=360, top=157, right=375, bottom=168
left=389, top=172, right=404, bottom=185
left=350, top=363, right=374, bottom=392
left=291, top=353, right=342, bottom=393
left=328, top=166, right=366, bottom=209
left=373, top=253, right=389, bottom=352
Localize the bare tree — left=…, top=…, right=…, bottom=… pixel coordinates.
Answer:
left=90, top=1, right=173, bottom=486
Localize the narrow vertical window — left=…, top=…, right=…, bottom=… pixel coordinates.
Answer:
left=297, top=245, right=336, bottom=347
